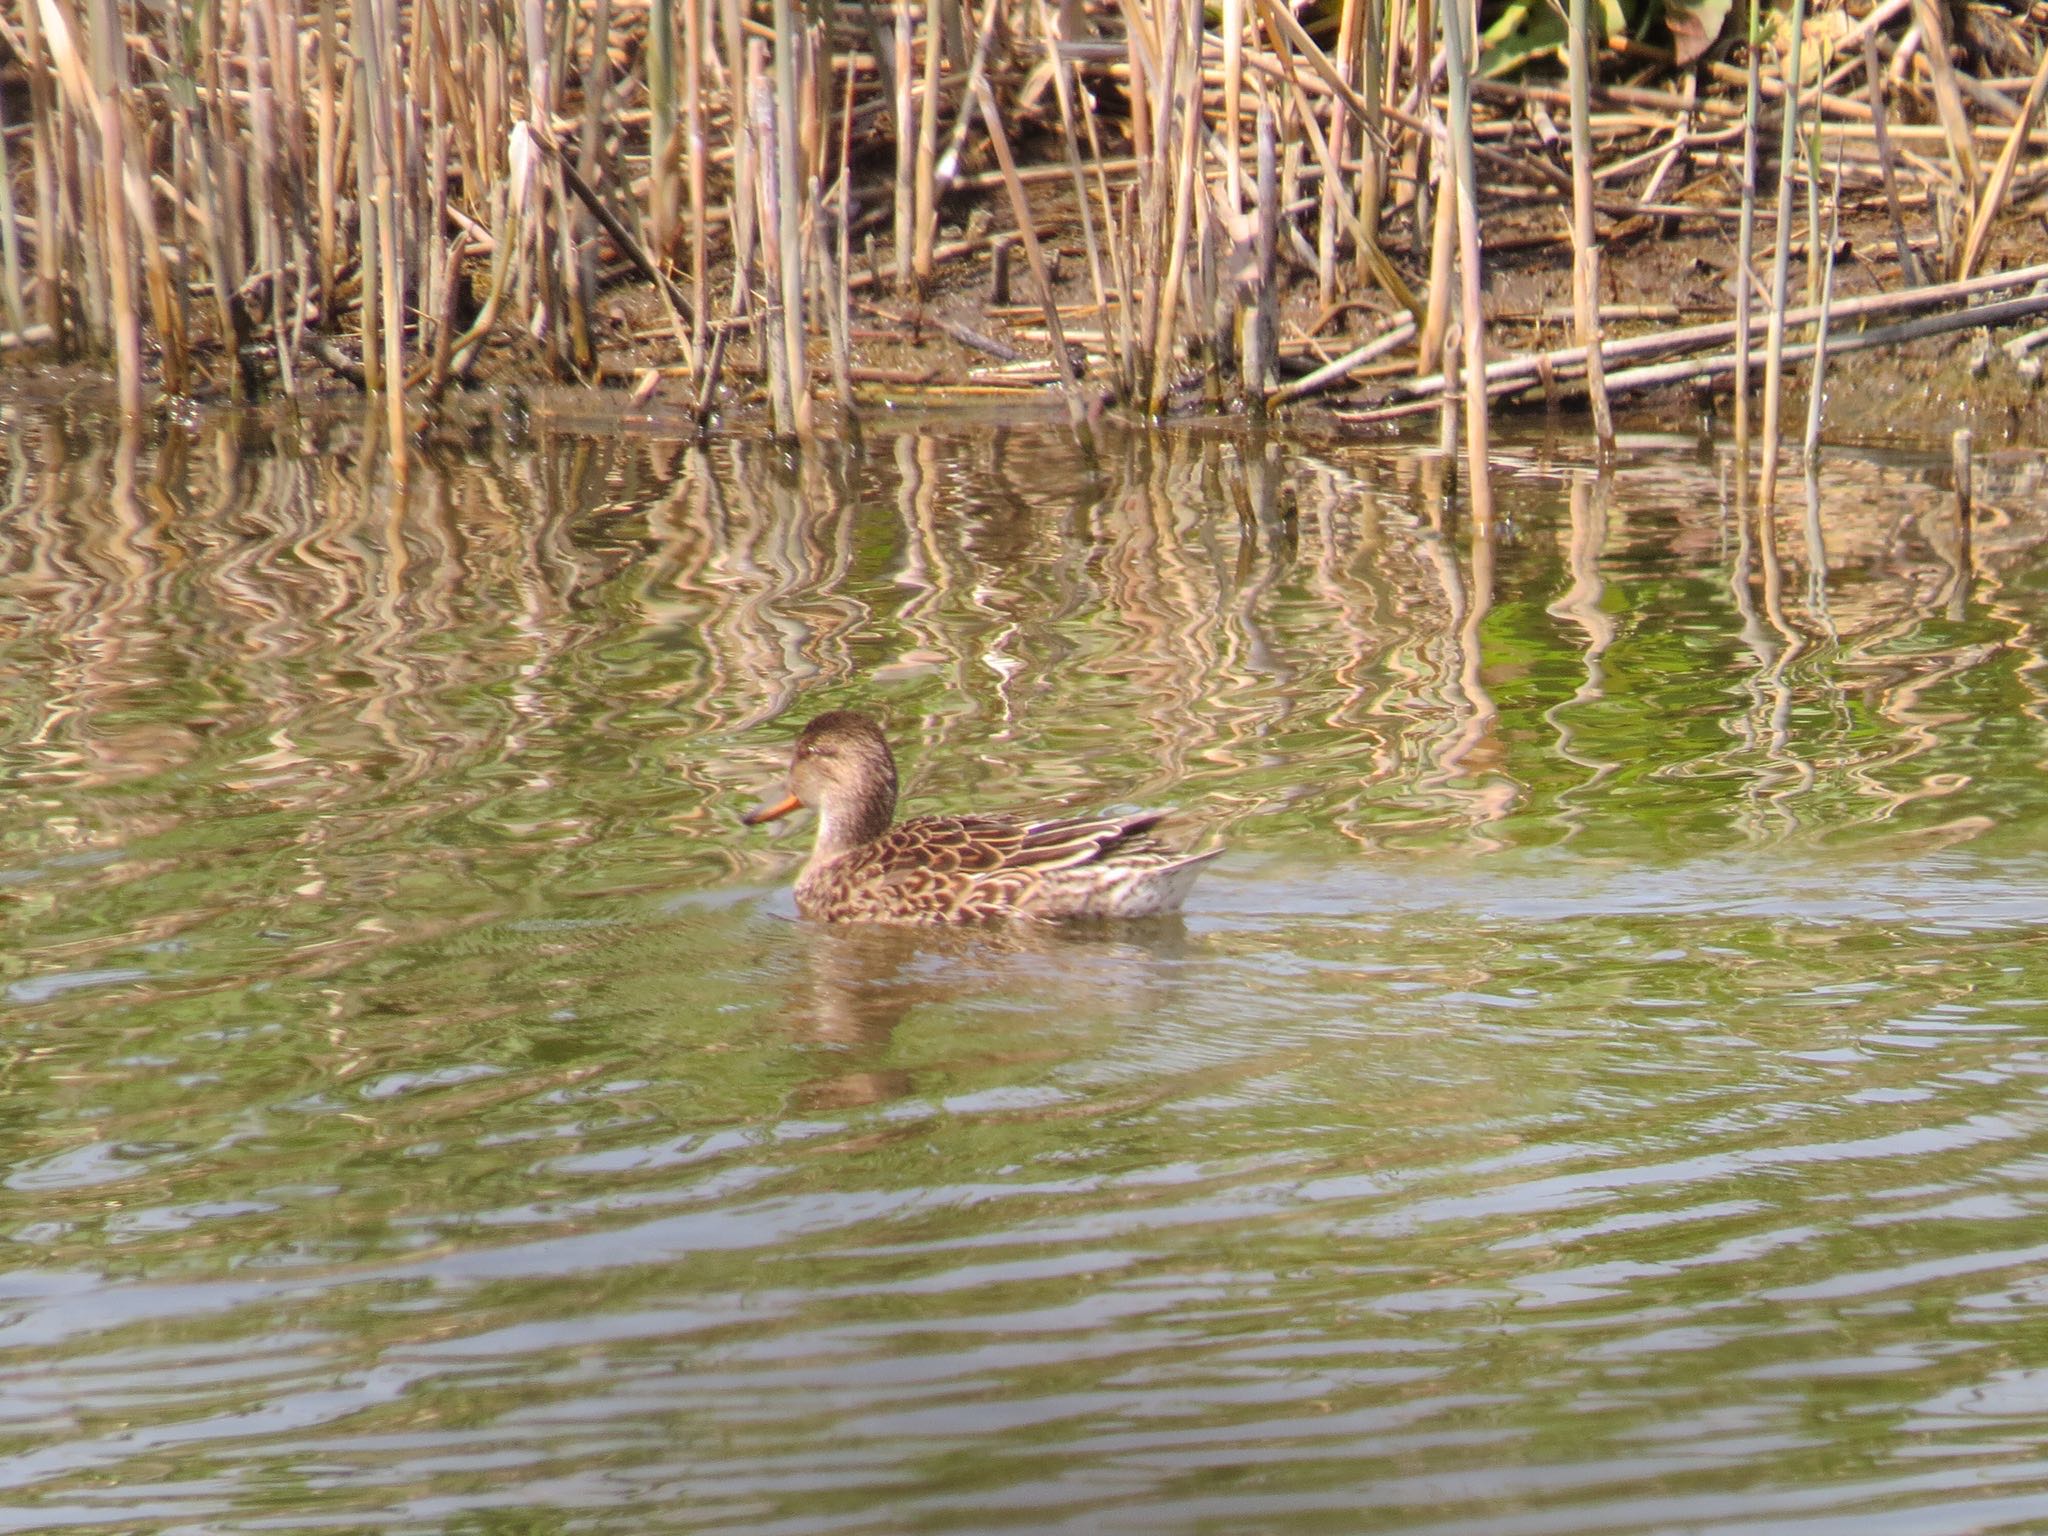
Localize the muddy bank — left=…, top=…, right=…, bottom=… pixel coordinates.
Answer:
left=16, top=205, right=2048, bottom=453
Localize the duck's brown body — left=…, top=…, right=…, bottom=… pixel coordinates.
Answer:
left=745, top=712, right=1219, bottom=924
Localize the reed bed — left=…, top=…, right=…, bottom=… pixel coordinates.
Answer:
left=3, top=0, right=2048, bottom=468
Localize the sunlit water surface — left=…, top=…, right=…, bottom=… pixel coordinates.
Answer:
left=7, top=406, right=2048, bottom=1534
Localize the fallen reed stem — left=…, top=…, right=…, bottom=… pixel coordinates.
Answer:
left=1347, top=288, right=2048, bottom=423
left=1345, top=274, right=2048, bottom=421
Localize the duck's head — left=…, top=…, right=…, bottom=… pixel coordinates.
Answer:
left=743, top=710, right=899, bottom=854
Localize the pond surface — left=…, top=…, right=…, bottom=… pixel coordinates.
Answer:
left=6, top=404, right=2048, bottom=1534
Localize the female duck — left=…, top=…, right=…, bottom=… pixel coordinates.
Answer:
left=742, top=711, right=1220, bottom=923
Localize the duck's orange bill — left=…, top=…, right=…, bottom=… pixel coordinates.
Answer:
left=742, top=793, right=804, bottom=826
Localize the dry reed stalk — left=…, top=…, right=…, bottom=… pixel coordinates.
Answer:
left=1908, top=0, right=1979, bottom=208
left=1253, top=0, right=1386, bottom=143
left=1802, top=150, right=1841, bottom=460
left=1261, top=43, right=1414, bottom=324
left=170, top=0, right=242, bottom=397
left=750, top=43, right=795, bottom=434
left=73, top=116, right=108, bottom=353
left=1442, top=0, right=1492, bottom=524
left=1123, top=1, right=1151, bottom=171
left=1957, top=42, right=2048, bottom=279
left=570, top=0, right=613, bottom=371
left=1417, top=140, right=1454, bottom=372
left=79, top=0, right=143, bottom=413
left=1317, top=0, right=1355, bottom=306
left=651, top=0, right=678, bottom=259
left=1438, top=327, right=1459, bottom=459
left=1318, top=0, right=1368, bottom=296
left=1223, top=0, right=1245, bottom=216
left=19, top=0, right=63, bottom=348
left=198, top=0, right=239, bottom=275
left=1033, top=0, right=1113, bottom=390
left=1253, top=45, right=1384, bottom=309
left=929, top=0, right=1006, bottom=209
left=425, top=42, right=452, bottom=376
left=892, top=0, right=912, bottom=293
left=133, top=164, right=188, bottom=397
left=936, top=0, right=967, bottom=76
left=1632, top=81, right=1694, bottom=207
left=1567, top=0, right=1613, bottom=455
left=1803, top=122, right=1821, bottom=315
left=539, top=129, right=697, bottom=359
left=1240, top=94, right=1278, bottom=410
left=0, top=90, right=28, bottom=335
left=684, top=0, right=707, bottom=360
left=1757, top=0, right=1806, bottom=509
left=1074, top=50, right=1138, bottom=396
left=514, top=4, right=544, bottom=334
left=421, top=227, right=474, bottom=400
left=1356, top=0, right=1387, bottom=270
left=531, top=0, right=582, bottom=375
left=121, top=3, right=188, bottom=395
left=316, top=0, right=338, bottom=307
left=355, top=19, right=382, bottom=391
left=247, top=0, right=288, bottom=396
left=1122, top=0, right=1168, bottom=405
left=11, top=0, right=2048, bottom=421
left=36, top=6, right=92, bottom=303
left=771, top=0, right=810, bottom=436
left=814, top=177, right=854, bottom=409
left=911, top=1, right=942, bottom=291
left=1143, top=0, right=1202, bottom=412
left=1403, top=5, right=1432, bottom=263
left=246, top=0, right=278, bottom=285
left=833, top=51, right=857, bottom=410
left=1865, top=30, right=1922, bottom=284
left=1169, top=0, right=1208, bottom=400
left=362, top=0, right=407, bottom=468
left=970, top=73, right=1081, bottom=418
left=722, top=0, right=756, bottom=337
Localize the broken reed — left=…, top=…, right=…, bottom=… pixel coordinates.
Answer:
left=3, top=0, right=2046, bottom=459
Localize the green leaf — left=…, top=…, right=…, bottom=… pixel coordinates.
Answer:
left=1479, top=0, right=1570, bottom=76
left=1664, top=0, right=1732, bottom=62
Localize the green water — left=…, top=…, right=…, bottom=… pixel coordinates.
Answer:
left=6, top=406, right=2048, bottom=1534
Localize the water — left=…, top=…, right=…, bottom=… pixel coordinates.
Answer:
left=6, top=403, right=2048, bottom=1534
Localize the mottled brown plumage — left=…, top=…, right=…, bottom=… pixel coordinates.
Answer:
left=742, top=711, right=1220, bottom=923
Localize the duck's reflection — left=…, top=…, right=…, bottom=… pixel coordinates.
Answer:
left=779, top=916, right=1198, bottom=1112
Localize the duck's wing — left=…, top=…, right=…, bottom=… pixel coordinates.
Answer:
left=819, top=812, right=1190, bottom=922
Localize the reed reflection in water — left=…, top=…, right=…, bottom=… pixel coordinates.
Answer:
left=5, top=408, right=2044, bottom=872
left=5, top=407, right=2048, bottom=1534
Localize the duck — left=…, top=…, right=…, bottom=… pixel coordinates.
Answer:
left=742, top=710, right=1221, bottom=923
